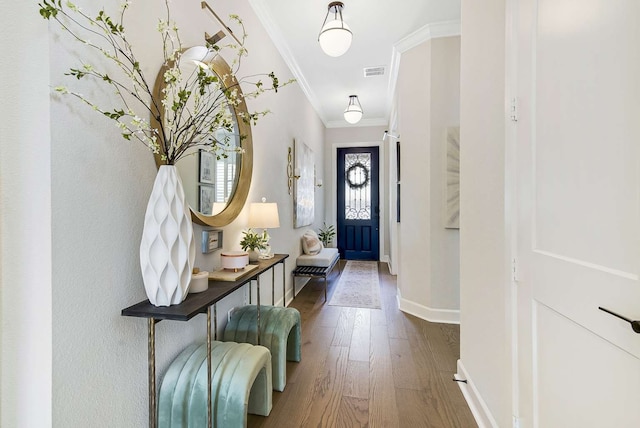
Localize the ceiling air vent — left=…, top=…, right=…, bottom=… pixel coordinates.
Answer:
left=363, top=66, right=385, bottom=77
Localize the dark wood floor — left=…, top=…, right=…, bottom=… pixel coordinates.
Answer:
left=247, top=262, right=477, bottom=428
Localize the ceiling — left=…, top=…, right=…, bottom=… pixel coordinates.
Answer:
left=249, top=0, right=461, bottom=128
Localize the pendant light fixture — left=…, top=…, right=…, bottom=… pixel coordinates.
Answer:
left=318, top=2, right=352, bottom=57
left=343, top=95, right=363, bottom=124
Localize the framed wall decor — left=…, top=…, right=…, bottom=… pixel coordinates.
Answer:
left=199, top=150, right=215, bottom=184
left=293, top=139, right=315, bottom=228
left=199, top=184, right=215, bottom=215
left=445, top=127, right=460, bottom=229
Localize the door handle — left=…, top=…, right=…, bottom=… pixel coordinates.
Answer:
left=598, top=307, right=640, bottom=334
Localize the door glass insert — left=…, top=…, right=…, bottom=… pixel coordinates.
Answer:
left=344, top=153, right=371, bottom=220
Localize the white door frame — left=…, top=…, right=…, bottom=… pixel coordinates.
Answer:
left=330, top=141, right=386, bottom=262
left=505, top=0, right=520, bottom=424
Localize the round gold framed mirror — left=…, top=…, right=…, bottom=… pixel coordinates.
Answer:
left=151, top=47, right=253, bottom=227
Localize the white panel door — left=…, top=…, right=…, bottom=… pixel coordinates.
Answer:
left=515, top=0, right=640, bottom=426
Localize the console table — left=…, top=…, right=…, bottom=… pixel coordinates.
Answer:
left=121, top=254, right=288, bottom=428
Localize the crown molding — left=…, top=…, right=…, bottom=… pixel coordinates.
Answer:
left=325, top=117, right=388, bottom=129
left=249, top=0, right=328, bottom=126
left=394, top=20, right=461, bottom=54
left=386, top=20, right=461, bottom=118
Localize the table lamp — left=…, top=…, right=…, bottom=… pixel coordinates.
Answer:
left=248, top=197, right=280, bottom=259
left=210, top=201, right=226, bottom=216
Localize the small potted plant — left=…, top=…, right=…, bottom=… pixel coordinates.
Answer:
left=318, top=223, right=336, bottom=247
left=240, top=228, right=268, bottom=261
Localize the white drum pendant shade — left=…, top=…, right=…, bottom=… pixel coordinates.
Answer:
left=319, top=20, right=352, bottom=57
left=140, top=165, right=196, bottom=306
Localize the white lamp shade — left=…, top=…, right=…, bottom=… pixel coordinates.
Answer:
left=211, top=202, right=226, bottom=215
left=319, top=20, right=352, bottom=57
left=248, top=202, right=280, bottom=229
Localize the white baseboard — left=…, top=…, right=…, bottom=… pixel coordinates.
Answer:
left=284, top=282, right=300, bottom=307
left=455, top=360, right=499, bottom=428
left=291, top=277, right=310, bottom=300
left=380, top=255, right=395, bottom=275
left=397, top=294, right=460, bottom=324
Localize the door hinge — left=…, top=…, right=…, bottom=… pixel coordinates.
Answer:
left=512, top=258, right=519, bottom=282
left=509, top=98, right=518, bottom=122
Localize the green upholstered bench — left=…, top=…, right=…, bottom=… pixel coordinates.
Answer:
left=158, top=341, right=272, bottom=428
left=223, top=305, right=301, bottom=392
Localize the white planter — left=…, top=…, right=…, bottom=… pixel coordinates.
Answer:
left=248, top=249, right=261, bottom=262
left=140, top=165, right=195, bottom=306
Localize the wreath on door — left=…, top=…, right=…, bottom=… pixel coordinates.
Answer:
left=346, top=162, right=370, bottom=189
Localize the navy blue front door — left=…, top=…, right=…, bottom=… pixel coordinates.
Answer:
left=337, top=147, right=379, bottom=260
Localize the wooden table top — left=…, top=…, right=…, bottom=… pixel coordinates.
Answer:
left=121, top=254, right=288, bottom=321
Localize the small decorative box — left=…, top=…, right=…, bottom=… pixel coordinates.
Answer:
left=189, top=270, right=209, bottom=293
left=220, top=251, right=249, bottom=271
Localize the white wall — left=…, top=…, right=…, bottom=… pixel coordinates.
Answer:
left=0, top=0, right=325, bottom=426
left=0, top=3, right=52, bottom=427
left=395, top=36, right=461, bottom=323
left=397, top=41, right=432, bottom=314
left=458, top=0, right=511, bottom=426
left=429, top=37, right=461, bottom=311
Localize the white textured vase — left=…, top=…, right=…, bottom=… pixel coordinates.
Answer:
left=140, top=165, right=196, bottom=306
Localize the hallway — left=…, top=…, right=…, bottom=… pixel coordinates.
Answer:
left=248, top=263, right=476, bottom=427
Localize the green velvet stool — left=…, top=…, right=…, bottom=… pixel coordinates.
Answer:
left=158, top=341, right=272, bottom=428
left=223, top=305, right=301, bottom=392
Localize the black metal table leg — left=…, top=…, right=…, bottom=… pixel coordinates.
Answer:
left=256, top=276, right=261, bottom=345
left=148, top=318, right=156, bottom=428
